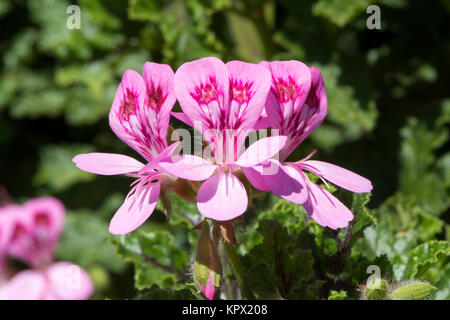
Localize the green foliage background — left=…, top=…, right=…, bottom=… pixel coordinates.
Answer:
left=0, top=0, right=448, bottom=299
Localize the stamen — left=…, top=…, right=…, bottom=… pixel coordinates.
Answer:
left=297, top=149, right=317, bottom=163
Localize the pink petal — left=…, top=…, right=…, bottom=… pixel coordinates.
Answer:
left=158, top=155, right=217, bottom=181
left=109, top=181, right=161, bottom=235
left=260, top=60, right=311, bottom=129
left=303, top=175, right=353, bottom=229
left=260, top=161, right=308, bottom=204
left=253, top=114, right=271, bottom=130
left=236, top=135, right=287, bottom=167
left=0, top=269, right=46, bottom=300
left=73, top=153, right=144, bottom=175
left=25, top=196, right=65, bottom=246
left=281, top=66, right=328, bottom=160
left=303, top=160, right=373, bottom=193
left=225, top=61, right=271, bottom=131
left=109, top=70, right=168, bottom=161
left=197, top=172, right=248, bottom=221
left=174, top=57, right=229, bottom=133
left=142, top=62, right=176, bottom=140
left=45, top=262, right=94, bottom=300
left=242, top=166, right=270, bottom=191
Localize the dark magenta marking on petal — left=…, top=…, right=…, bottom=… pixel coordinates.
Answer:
left=305, top=81, right=320, bottom=110
left=192, top=76, right=219, bottom=104
left=274, top=76, right=298, bottom=102
left=231, top=80, right=253, bottom=104
left=120, top=89, right=138, bottom=121
left=147, top=84, right=166, bottom=110
left=12, top=223, right=27, bottom=241
left=34, top=212, right=50, bottom=226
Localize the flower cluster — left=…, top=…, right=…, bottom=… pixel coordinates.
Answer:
left=0, top=197, right=93, bottom=300
left=73, top=57, right=373, bottom=299
left=74, top=57, right=372, bottom=233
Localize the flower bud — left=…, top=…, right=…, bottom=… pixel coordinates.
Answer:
left=193, top=221, right=222, bottom=300
left=389, top=281, right=436, bottom=300
left=364, top=279, right=387, bottom=300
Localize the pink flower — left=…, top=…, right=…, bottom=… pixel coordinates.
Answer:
left=243, top=61, right=373, bottom=229
left=0, top=197, right=93, bottom=300
left=0, top=262, right=93, bottom=300
left=73, top=63, right=180, bottom=234
left=0, top=210, right=13, bottom=282
left=5, top=198, right=64, bottom=268
left=159, top=57, right=287, bottom=221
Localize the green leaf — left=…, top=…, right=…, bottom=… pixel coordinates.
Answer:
left=399, top=117, right=449, bottom=215
left=351, top=192, right=376, bottom=237
left=391, top=240, right=449, bottom=280
left=328, top=290, right=347, bottom=300
left=112, top=229, right=189, bottom=290
left=242, top=220, right=314, bottom=299
left=312, top=0, right=377, bottom=27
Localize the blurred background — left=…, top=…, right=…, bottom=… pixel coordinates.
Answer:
left=0, top=0, right=448, bottom=299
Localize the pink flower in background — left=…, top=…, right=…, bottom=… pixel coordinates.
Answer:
left=6, top=198, right=63, bottom=268
left=0, top=210, right=13, bottom=283
left=73, top=63, right=180, bottom=234
left=0, top=262, right=93, bottom=300
left=159, top=57, right=287, bottom=221
left=244, top=61, right=372, bottom=229
left=0, top=197, right=93, bottom=300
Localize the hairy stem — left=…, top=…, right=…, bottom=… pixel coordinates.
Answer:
left=224, top=241, right=256, bottom=300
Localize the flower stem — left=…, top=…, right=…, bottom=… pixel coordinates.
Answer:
left=224, top=241, right=256, bottom=300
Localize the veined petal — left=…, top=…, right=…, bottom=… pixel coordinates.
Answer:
left=281, top=66, right=328, bottom=160
left=109, top=70, right=170, bottom=161
left=0, top=270, right=46, bottom=300
left=303, top=175, right=353, bottom=230
left=236, top=136, right=287, bottom=167
left=260, top=60, right=311, bottom=130
left=197, top=172, right=248, bottom=221
left=73, top=153, right=144, bottom=175
left=158, top=155, right=217, bottom=181
left=303, top=160, right=373, bottom=193
left=142, top=62, right=176, bottom=140
left=109, top=181, right=161, bottom=235
left=174, top=57, right=229, bottom=132
left=46, top=262, right=94, bottom=300
left=225, top=61, right=271, bottom=131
